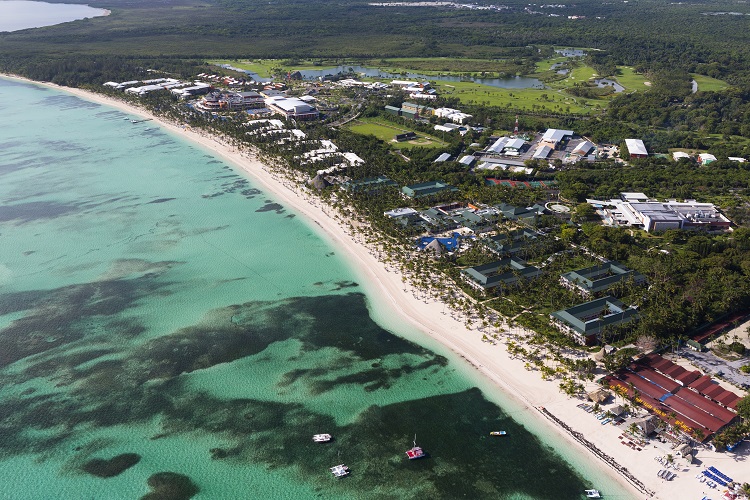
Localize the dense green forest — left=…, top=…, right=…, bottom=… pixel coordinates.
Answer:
left=3, top=0, right=750, bottom=84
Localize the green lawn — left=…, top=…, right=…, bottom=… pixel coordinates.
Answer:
left=533, top=56, right=569, bottom=73
left=210, top=59, right=337, bottom=78
left=692, top=74, right=730, bottom=92
left=614, top=67, right=650, bottom=92
left=434, top=80, right=604, bottom=115
left=362, top=57, right=520, bottom=76
left=563, top=64, right=599, bottom=83
left=347, top=118, right=448, bottom=148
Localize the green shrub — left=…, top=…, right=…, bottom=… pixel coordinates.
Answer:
left=729, top=342, right=746, bottom=355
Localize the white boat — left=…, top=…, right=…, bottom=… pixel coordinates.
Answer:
left=313, top=433, right=332, bottom=442
left=330, top=464, right=350, bottom=477
left=585, top=489, right=601, bottom=498
left=489, top=431, right=507, bottom=436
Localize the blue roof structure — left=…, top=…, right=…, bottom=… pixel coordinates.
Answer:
left=416, top=232, right=461, bottom=251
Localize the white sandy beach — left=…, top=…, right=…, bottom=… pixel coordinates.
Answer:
left=3, top=74, right=746, bottom=500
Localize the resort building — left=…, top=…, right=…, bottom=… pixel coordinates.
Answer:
left=400, top=102, right=434, bottom=119
left=237, top=91, right=265, bottom=109
left=385, top=105, right=402, bottom=116
left=560, top=261, right=646, bottom=297
left=344, top=176, right=398, bottom=193
left=596, top=195, right=732, bottom=232
left=434, top=107, right=473, bottom=124
left=625, top=139, right=648, bottom=158
left=385, top=207, right=418, bottom=218
left=698, top=153, right=717, bottom=165
left=461, top=257, right=542, bottom=292
left=483, top=228, right=539, bottom=255
left=402, top=181, right=458, bottom=199
left=195, top=91, right=265, bottom=111
left=395, top=132, right=417, bottom=141
left=266, top=96, right=320, bottom=120
left=390, top=80, right=419, bottom=88
left=494, top=203, right=546, bottom=223
left=673, top=151, right=691, bottom=161
left=630, top=200, right=731, bottom=232
left=458, top=155, right=476, bottom=166
left=550, top=296, right=639, bottom=345
left=571, top=140, right=594, bottom=157
left=605, top=353, right=741, bottom=441
left=485, top=179, right=558, bottom=191
left=486, top=137, right=518, bottom=155
left=540, top=129, right=574, bottom=149
left=171, top=82, right=212, bottom=99
left=532, top=145, right=553, bottom=159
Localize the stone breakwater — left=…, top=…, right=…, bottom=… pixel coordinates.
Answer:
left=538, top=406, right=655, bottom=497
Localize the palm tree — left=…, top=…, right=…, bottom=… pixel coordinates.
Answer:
left=628, top=423, right=640, bottom=437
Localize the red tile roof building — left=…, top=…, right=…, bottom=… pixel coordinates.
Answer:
left=604, top=353, right=741, bottom=440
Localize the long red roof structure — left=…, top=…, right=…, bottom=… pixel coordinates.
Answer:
left=605, top=358, right=741, bottom=440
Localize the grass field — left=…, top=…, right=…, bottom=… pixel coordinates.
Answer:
left=211, top=59, right=337, bottom=78
left=347, top=118, right=448, bottom=148
left=614, top=67, right=650, bottom=91
left=692, top=74, right=730, bottom=92
left=361, top=57, right=524, bottom=76
left=564, top=64, right=599, bottom=83
left=533, top=56, right=569, bottom=73
left=435, top=80, right=604, bottom=115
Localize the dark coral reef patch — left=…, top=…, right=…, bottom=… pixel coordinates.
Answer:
left=141, top=472, right=199, bottom=500
left=81, top=453, right=141, bottom=478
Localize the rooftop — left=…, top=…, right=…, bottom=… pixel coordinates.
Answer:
left=551, top=296, right=639, bottom=339
left=542, top=128, right=574, bottom=144
left=462, top=257, right=542, bottom=290
left=560, top=261, right=646, bottom=296
left=625, top=138, right=648, bottom=156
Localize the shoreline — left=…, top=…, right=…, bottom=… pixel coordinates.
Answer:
left=1, top=73, right=698, bottom=499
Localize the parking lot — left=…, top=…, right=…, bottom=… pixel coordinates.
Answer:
left=677, top=348, right=750, bottom=390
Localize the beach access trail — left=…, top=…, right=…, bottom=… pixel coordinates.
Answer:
left=5, top=74, right=745, bottom=500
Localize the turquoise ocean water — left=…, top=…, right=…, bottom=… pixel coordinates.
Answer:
left=0, top=78, right=631, bottom=499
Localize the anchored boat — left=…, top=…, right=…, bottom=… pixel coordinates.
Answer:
left=405, top=434, right=426, bottom=460
left=330, top=464, right=350, bottom=478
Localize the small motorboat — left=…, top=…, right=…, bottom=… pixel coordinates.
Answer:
left=405, top=434, right=425, bottom=460
left=330, top=464, right=350, bottom=477
left=489, top=431, right=507, bottom=436
left=585, top=489, right=601, bottom=498
left=313, top=433, right=332, bottom=443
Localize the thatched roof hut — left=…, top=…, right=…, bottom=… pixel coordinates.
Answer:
left=609, top=405, right=625, bottom=416
left=633, top=415, right=660, bottom=436
left=675, top=443, right=692, bottom=458
left=308, top=174, right=332, bottom=191
left=593, top=348, right=607, bottom=362
left=587, top=388, right=610, bottom=404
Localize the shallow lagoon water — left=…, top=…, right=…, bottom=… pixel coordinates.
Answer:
left=0, top=0, right=108, bottom=32
left=0, top=77, right=630, bottom=499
